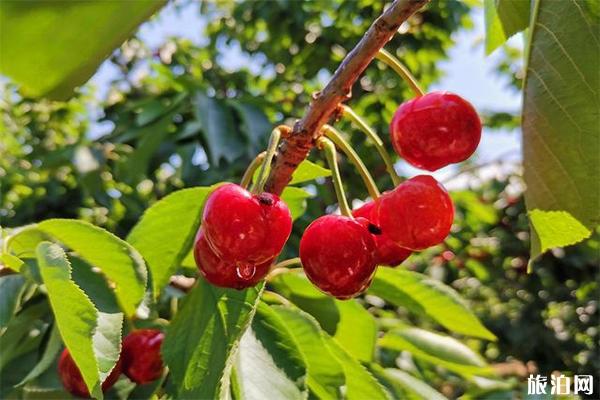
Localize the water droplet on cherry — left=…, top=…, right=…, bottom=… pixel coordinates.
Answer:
left=236, top=263, right=256, bottom=280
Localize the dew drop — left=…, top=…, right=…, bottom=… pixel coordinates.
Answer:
left=236, top=263, right=256, bottom=280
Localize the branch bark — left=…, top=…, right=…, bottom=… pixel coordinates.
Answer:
left=264, top=0, right=429, bottom=195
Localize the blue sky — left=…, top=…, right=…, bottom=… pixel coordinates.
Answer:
left=91, top=1, right=522, bottom=184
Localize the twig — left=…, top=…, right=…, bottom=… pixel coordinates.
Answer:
left=264, top=0, right=429, bottom=195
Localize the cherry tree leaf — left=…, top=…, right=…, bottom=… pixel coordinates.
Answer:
left=523, top=0, right=599, bottom=264
left=0, top=1, right=165, bottom=99
left=162, top=280, right=262, bottom=399
left=127, top=186, right=213, bottom=298
left=369, top=268, right=496, bottom=340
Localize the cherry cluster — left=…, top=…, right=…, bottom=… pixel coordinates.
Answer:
left=194, top=90, right=480, bottom=299
left=59, top=329, right=164, bottom=398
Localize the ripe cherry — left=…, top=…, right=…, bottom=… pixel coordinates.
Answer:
left=352, top=200, right=411, bottom=267
left=58, top=348, right=121, bottom=398
left=194, top=229, right=273, bottom=289
left=122, top=329, right=164, bottom=384
left=202, top=183, right=292, bottom=264
left=390, top=91, right=481, bottom=171
left=376, top=175, right=454, bottom=250
left=299, top=215, right=377, bottom=299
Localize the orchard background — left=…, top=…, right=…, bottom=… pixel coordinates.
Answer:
left=0, top=0, right=598, bottom=399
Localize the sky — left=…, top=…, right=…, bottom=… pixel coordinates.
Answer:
left=90, top=1, right=523, bottom=187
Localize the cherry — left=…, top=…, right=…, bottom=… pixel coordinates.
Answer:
left=352, top=200, right=411, bottom=267
left=390, top=91, right=481, bottom=171
left=194, top=229, right=273, bottom=289
left=58, top=348, right=121, bottom=398
left=376, top=175, right=454, bottom=250
left=122, top=329, right=164, bottom=384
left=299, top=215, right=377, bottom=299
left=202, top=183, right=292, bottom=264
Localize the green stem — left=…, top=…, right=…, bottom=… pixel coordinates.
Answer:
left=376, top=48, right=424, bottom=97
left=273, top=257, right=302, bottom=269
left=252, top=128, right=282, bottom=194
left=323, top=125, right=381, bottom=199
left=342, top=105, right=402, bottom=186
left=240, top=151, right=266, bottom=189
left=317, top=137, right=353, bottom=217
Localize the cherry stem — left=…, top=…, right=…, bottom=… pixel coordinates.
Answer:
left=323, top=125, right=381, bottom=199
left=341, top=105, right=402, bottom=186
left=240, top=151, right=266, bottom=189
left=273, top=257, right=302, bottom=269
left=267, top=258, right=302, bottom=281
left=252, top=127, right=282, bottom=194
left=376, top=48, right=424, bottom=97
left=317, top=137, right=353, bottom=218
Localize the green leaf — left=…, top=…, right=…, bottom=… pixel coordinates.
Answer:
left=281, top=187, right=312, bottom=221
left=496, top=0, right=531, bottom=38
left=325, top=337, right=391, bottom=400
left=234, top=303, right=307, bottom=399
left=193, top=92, right=245, bottom=164
left=162, top=280, right=262, bottom=399
left=6, top=226, right=46, bottom=259
left=16, top=324, right=62, bottom=387
left=483, top=0, right=530, bottom=54
left=331, top=300, right=377, bottom=362
left=127, top=186, right=213, bottom=298
left=523, top=0, right=599, bottom=262
left=36, top=242, right=102, bottom=398
left=0, top=275, right=26, bottom=328
left=369, top=268, right=496, bottom=340
left=269, top=272, right=376, bottom=361
left=37, top=219, right=147, bottom=317
left=373, top=366, right=448, bottom=400
left=0, top=1, right=166, bottom=99
left=251, top=160, right=330, bottom=187
left=0, top=299, right=50, bottom=372
left=230, top=101, right=271, bottom=150
left=379, top=327, right=492, bottom=377
left=529, top=210, right=592, bottom=264
left=271, top=306, right=345, bottom=400
left=118, top=115, right=175, bottom=183
left=289, top=160, right=331, bottom=185
left=1, top=253, right=24, bottom=271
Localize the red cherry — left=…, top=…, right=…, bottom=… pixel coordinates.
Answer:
left=376, top=175, right=454, bottom=250
left=58, top=348, right=121, bottom=398
left=352, top=200, right=412, bottom=267
left=202, top=183, right=292, bottom=264
left=122, top=329, right=164, bottom=384
left=194, top=229, right=273, bottom=289
left=299, top=215, right=377, bottom=299
left=390, top=91, right=481, bottom=171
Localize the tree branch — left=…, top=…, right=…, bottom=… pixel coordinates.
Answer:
left=264, top=0, right=429, bottom=195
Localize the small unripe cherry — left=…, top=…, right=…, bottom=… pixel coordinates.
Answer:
left=376, top=175, right=454, bottom=250
left=202, top=183, right=292, bottom=264
left=58, top=348, right=121, bottom=398
left=352, top=200, right=411, bottom=267
left=390, top=91, right=481, bottom=171
left=122, top=329, right=164, bottom=384
left=194, top=229, right=273, bottom=289
left=299, top=215, right=377, bottom=299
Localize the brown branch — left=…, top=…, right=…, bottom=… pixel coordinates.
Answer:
left=264, top=0, right=429, bottom=195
